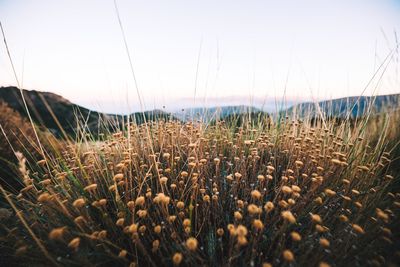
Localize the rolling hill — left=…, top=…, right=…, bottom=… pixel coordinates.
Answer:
left=0, top=86, right=177, bottom=137
left=282, top=94, right=400, bottom=118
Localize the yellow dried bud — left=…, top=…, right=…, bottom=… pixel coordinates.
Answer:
left=186, top=237, right=198, bottom=251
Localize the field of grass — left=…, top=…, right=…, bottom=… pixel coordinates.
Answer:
left=0, top=103, right=399, bottom=267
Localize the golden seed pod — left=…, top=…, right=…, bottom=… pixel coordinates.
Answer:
left=248, top=204, right=261, bottom=215
left=84, top=183, right=97, bottom=192
left=116, top=218, right=125, bottom=227
left=172, top=252, right=183, bottom=265
left=176, top=201, right=185, bottom=209
left=339, top=214, right=348, bottom=222
left=253, top=219, right=264, bottom=230
left=324, top=189, right=336, bottom=197
left=183, top=219, right=191, bottom=227
left=281, top=211, right=296, bottom=224
left=113, top=173, right=124, bottom=181
left=290, top=231, right=301, bottom=242
left=319, top=238, right=330, bottom=247
left=237, top=236, right=248, bottom=246
left=319, top=262, right=331, bottom=267
left=160, top=176, right=168, bottom=184
left=282, top=186, right=292, bottom=195
left=236, top=225, right=248, bottom=236
left=129, top=223, right=138, bottom=233
left=264, top=201, right=274, bottom=212
left=118, top=250, right=127, bottom=258
left=98, top=230, right=107, bottom=239
left=217, top=228, right=224, bottom=236
left=49, top=227, right=66, bottom=240
left=68, top=237, right=80, bottom=251
left=251, top=190, right=262, bottom=199
left=282, top=249, right=294, bottom=262
left=139, top=225, right=146, bottom=233
left=154, top=225, right=162, bottom=234
left=186, top=237, right=198, bottom=251
left=37, top=193, right=52, bottom=203
left=352, top=224, right=365, bottom=234
left=234, top=211, right=243, bottom=220
left=310, top=213, right=322, bottom=224
left=135, top=196, right=145, bottom=206
left=72, top=198, right=86, bottom=208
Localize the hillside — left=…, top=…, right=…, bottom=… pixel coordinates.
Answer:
left=283, top=93, right=400, bottom=118
left=0, top=87, right=177, bottom=137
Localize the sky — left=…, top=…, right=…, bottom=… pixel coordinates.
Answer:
left=0, top=0, right=399, bottom=114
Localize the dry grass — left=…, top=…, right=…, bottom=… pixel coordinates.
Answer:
left=0, top=110, right=398, bottom=267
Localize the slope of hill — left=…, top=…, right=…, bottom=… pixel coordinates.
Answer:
left=0, top=86, right=177, bottom=137
left=283, top=94, right=400, bottom=118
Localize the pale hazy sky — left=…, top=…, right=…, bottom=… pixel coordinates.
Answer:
left=0, top=0, right=399, bottom=113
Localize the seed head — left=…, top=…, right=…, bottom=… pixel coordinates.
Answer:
left=283, top=249, right=294, bottom=262
left=172, top=252, right=183, bottom=265
left=186, top=237, right=198, bottom=251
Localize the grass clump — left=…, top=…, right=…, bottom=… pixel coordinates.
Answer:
left=0, top=114, right=399, bottom=266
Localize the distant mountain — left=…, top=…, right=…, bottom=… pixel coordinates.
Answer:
left=0, top=86, right=177, bottom=137
left=174, top=105, right=262, bottom=122
left=283, top=94, right=400, bottom=118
